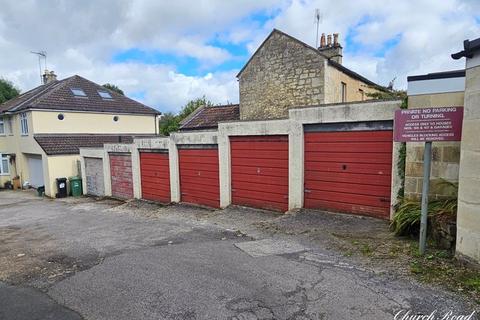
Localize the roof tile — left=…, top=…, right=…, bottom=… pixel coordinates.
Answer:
left=34, top=134, right=147, bottom=155
left=1, top=75, right=160, bottom=115
left=179, top=104, right=239, bottom=130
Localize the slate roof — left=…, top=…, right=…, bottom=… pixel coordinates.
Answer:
left=0, top=75, right=160, bottom=115
left=236, top=29, right=383, bottom=88
left=179, top=104, right=240, bottom=130
left=34, top=134, right=143, bottom=155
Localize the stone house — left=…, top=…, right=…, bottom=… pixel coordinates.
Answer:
left=237, top=29, right=384, bottom=120
left=405, top=70, right=465, bottom=199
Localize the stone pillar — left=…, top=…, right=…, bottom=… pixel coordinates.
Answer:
left=457, top=52, right=480, bottom=263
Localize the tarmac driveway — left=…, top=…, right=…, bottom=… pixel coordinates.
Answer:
left=0, top=190, right=474, bottom=320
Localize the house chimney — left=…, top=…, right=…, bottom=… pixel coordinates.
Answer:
left=42, top=70, right=57, bottom=84
left=320, top=33, right=326, bottom=48
left=333, top=33, right=339, bottom=47
left=318, top=33, right=343, bottom=64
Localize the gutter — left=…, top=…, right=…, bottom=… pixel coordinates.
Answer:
left=452, top=38, right=480, bottom=60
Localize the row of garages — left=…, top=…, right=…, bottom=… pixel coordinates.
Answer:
left=82, top=102, right=398, bottom=220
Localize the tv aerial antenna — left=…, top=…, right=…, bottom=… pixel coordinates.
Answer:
left=314, top=9, right=323, bottom=48
left=30, top=51, right=47, bottom=84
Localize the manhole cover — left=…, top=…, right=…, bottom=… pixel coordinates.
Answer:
left=234, top=239, right=308, bottom=257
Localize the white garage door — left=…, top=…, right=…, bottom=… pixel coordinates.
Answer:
left=27, top=155, right=44, bottom=187
left=85, top=157, right=104, bottom=196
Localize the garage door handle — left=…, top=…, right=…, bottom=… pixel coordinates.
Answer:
left=379, top=197, right=389, bottom=203
left=304, top=189, right=311, bottom=193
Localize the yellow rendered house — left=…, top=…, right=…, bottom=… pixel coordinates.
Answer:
left=0, top=71, right=160, bottom=197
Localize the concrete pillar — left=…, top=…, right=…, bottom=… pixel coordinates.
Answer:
left=457, top=52, right=480, bottom=263
left=80, top=156, right=87, bottom=195
left=131, top=144, right=141, bottom=199
left=168, top=138, right=180, bottom=203
left=288, top=120, right=304, bottom=210
left=103, top=149, right=112, bottom=197
left=218, top=132, right=231, bottom=208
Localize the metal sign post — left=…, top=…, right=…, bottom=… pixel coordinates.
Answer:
left=419, top=141, right=432, bottom=255
left=394, top=107, right=463, bottom=255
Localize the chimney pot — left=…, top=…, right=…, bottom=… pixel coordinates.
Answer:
left=320, top=33, right=326, bottom=48
left=327, top=34, right=332, bottom=47
left=333, top=33, right=339, bottom=47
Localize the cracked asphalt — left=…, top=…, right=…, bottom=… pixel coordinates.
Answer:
left=0, top=190, right=474, bottom=320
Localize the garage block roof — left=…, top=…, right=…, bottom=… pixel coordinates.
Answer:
left=179, top=104, right=239, bottom=130
left=34, top=134, right=142, bottom=155
left=0, top=75, right=160, bottom=115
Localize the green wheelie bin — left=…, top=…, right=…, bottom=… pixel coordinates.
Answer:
left=69, top=176, right=83, bottom=197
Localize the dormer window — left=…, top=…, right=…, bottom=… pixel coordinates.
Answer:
left=70, top=88, right=87, bottom=97
left=98, top=91, right=113, bottom=100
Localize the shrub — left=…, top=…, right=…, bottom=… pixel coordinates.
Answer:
left=390, top=180, right=458, bottom=236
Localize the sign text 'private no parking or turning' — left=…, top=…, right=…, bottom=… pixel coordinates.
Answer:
left=394, top=107, right=464, bottom=142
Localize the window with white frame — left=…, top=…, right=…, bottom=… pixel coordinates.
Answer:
left=0, top=154, right=9, bottom=175
left=0, top=117, right=4, bottom=135
left=20, top=112, right=28, bottom=135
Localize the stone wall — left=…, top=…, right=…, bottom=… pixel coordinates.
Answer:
left=456, top=55, right=480, bottom=263
left=404, top=92, right=464, bottom=199
left=239, top=31, right=326, bottom=120
left=404, top=142, right=460, bottom=199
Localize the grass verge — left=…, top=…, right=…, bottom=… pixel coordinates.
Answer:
left=332, top=233, right=480, bottom=305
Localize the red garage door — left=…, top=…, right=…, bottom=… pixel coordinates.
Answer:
left=110, top=153, right=134, bottom=199
left=178, top=147, right=220, bottom=208
left=140, top=151, right=170, bottom=203
left=304, top=130, right=393, bottom=219
left=230, top=135, right=289, bottom=212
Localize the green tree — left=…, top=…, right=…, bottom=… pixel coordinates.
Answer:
left=0, top=78, right=20, bottom=104
left=159, top=96, right=213, bottom=136
left=366, top=88, right=407, bottom=101
left=102, top=83, right=124, bottom=95
left=158, top=112, right=179, bottom=136
left=178, top=96, right=213, bottom=119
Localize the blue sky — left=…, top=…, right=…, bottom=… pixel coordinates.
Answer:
left=112, top=42, right=249, bottom=76
left=111, top=10, right=273, bottom=77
